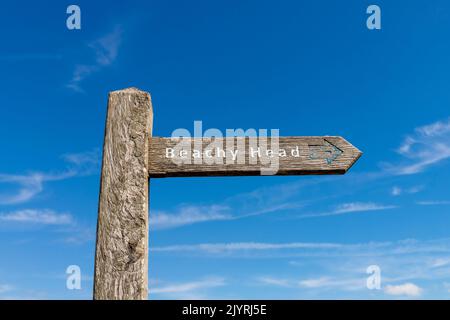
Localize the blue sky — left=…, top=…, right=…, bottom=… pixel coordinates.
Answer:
left=1, top=0, right=450, bottom=299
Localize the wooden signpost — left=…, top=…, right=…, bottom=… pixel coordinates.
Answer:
left=93, top=88, right=362, bottom=300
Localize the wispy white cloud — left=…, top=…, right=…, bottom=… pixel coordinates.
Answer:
left=61, top=149, right=100, bottom=173
left=391, top=186, right=402, bottom=196
left=430, top=258, right=450, bottom=268
left=150, top=179, right=321, bottom=230
left=152, top=238, right=450, bottom=258
left=333, top=202, right=396, bottom=214
left=0, top=287, right=48, bottom=300
left=257, top=277, right=292, bottom=287
left=150, top=205, right=231, bottom=230
left=60, top=226, right=95, bottom=244
left=298, top=277, right=331, bottom=288
left=0, top=149, right=99, bottom=205
left=384, top=283, right=422, bottom=297
left=89, top=27, right=122, bottom=66
left=151, top=177, right=397, bottom=232
left=257, top=275, right=365, bottom=292
left=0, top=284, right=13, bottom=294
left=67, top=26, right=122, bottom=92
left=298, top=277, right=364, bottom=291
left=0, top=172, right=73, bottom=205
left=257, top=275, right=425, bottom=297
left=390, top=185, right=422, bottom=197
left=0, top=209, right=73, bottom=225
left=383, top=117, right=450, bottom=175
left=443, top=282, right=450, bottom=293
left=150, top=277, right=226, bottom=299
left=151, top=277, right=225, bottom=294
left=296, top=202, right=397, bottom=219
left=152, top=241, right=344, bottom=254
left=150, top=201, right=302, bottom=230
left=416, top=200, right=450, bottom=206
left=254, top=245, right=450, bottom=297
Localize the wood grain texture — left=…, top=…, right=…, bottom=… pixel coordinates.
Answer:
left=149, top=136, right=361, bottom=178
left=94, top=88, right=153, bottom=300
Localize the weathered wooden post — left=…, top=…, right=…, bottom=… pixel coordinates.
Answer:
left=94, top=87, right=362, bottom=300
left=94, top=88, right=153, bottom=300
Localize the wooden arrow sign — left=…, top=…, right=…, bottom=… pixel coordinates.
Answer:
left=148, top=136, right=362, bottom=177
left=94, top=88, right=363, bottom=300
